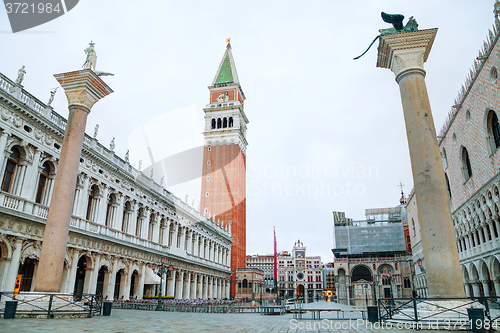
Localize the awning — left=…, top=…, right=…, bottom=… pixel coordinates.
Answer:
left=144, top=267, right=161, bottom=285
left=144, top=267, right=168, bottom=285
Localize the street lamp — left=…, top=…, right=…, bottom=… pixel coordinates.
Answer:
left=369, top=278, right=379, bottom=305
left=226, top=276, right=238, bottom=300
left=152, top=257, right=173, bottom=311
left=363, top=284, right=369, bottom=306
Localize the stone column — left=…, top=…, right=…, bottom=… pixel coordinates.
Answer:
left=377, top=29, right=464, bottom=298
left=203, top=276, right=209, bottom=299
left=191, top=274, right=197, bottom=299
left=66, top=250, right=80, bottom=294
left=472, top=282, right=481, bottom=297
left=35, top=69, right=112, bottom=292
left=197, top=275, right=203, bottom=299
left=175, top=271, right=184, bottom=299
left=0, top=131, right=10, bottom=173
left=184, top=272, right=191, bottom=299
left=4, top=238, right=24, bottom=291
left=167, top=270, right=175, bottom=297
left=20, top=149, right=41, bottom=200
left=482, top=280, right=490, bottom=297
left=493, top=279, right=500, bottom=297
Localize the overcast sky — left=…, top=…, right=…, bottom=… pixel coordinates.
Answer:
left=0, top=1, right=496, bottom=263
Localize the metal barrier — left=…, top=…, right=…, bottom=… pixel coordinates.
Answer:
left=377, top=297, right=500, bottom=329
left=0, top=292, right=103, bottom=318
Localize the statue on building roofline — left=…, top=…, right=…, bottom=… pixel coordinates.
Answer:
left=47, top=87, right=58, bottom=107
left=83, top=41, right=97, bottom=71
left=353, top=12, right=419, bottom=60
left=15, top=65, right=26, bottom=85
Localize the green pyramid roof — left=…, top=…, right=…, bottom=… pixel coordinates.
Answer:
left=212, top=44, right=240, bottom=86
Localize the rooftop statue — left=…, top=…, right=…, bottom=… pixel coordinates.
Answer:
left=354, top=12, right=419, bottom=60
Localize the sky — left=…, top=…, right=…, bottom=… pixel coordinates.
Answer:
left=0, top=0, right=496, bottom=263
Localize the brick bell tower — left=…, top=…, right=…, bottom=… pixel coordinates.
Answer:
left=200, top=40, right=248, bottom=293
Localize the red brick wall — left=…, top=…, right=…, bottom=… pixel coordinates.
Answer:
left=199, top=143, right=247, bottom=281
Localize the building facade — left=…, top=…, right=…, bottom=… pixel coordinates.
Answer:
left=0, top=68, right=232, bottom=300
left=277, top=241, right=323, bottom=302
left=407, top=2, right=500, bottom=299
left=332, top=206, right=413, bottom=306
left=199, top=42, right=249, bottom=292
left=246, top=254, right=275, bottom=293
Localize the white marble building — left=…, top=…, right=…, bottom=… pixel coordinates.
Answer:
left=0, top=70, right=232, bottom=300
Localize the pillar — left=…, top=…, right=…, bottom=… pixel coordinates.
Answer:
left=175, top=271, right=184, bottom=299
left=190, top=274, right=197, bottom=299
left=203, top=276, right=209, bottom=299
left=35, top=69, right=112, bottom=292
left=472, top=282, right=481, bottom=297
left=4, top=238, right=24, bottom=291
left=197, top=275, right=203, bottom=299
left=167, top=270, right=175, bottom=297
left=494, top=279, right=500, bottom=297
left=482, top=280, right=490, bottom=297
left=376, top=28, right=465, bottom=298
left=66, top=250, right=80, bottom=294
left=184, top=272, right=191, bottom=299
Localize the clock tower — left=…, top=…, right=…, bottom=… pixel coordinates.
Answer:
left=200, top=41, right=248, bottom=294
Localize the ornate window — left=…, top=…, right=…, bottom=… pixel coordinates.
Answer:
left=105, top=193, right=116, bottom=227
left=488, top=110, right=500, bottom=151
left=229, top=117, right=233, bottom=127
left=2, top=146, right=20, bottom=193
left=35, top=162, right=51, bottom=204
left=86, top=185, right=98, bottom=221
left=211, top=118, right=216, bottom=129
left=223, top=117, right=227, bottom=128
left=217, top=118, right=222, bottom=129
left=351, top=266, right=371, bottom=282
left=462, top=147, right=473, bottom=181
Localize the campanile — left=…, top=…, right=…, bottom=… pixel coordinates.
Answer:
left=200, top=41, right=248, bottom=287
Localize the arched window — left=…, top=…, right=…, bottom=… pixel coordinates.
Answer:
left=86, top=186, right=97, bottom=221
left=136, top=207, right=144, bottom=237
left=445, top=173, right=452, bottom=199
left=242, top=279, right=248, bottom=288
left=223, top=117, right=228, bottom=128
left=217, top=118, right=222, bottom=129
left=2, top=147, right=20, bottom=193
left=35, top=162, right=50, bottom=204
left=105, top=194, right=115, bottom=227
left=122, top=201, right=130, bottom=232
left=351, top=266, right=372, bottom=282
left=211, top=118, right=216, bottom=129
left=488, top=110, right=500, bottom=150
left=462, top=147, right=473, bottom=180
left=229, top=117, right=233, bottom=127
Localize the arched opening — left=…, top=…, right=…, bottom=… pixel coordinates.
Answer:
left=114, top=269, right=125, bottom=300
left=73, top=256, right=89, bottom=299
left=462, top=147, right=473, bottom=181
left=105, top=193, right=116, bottom=227
left=352, top=266, right=372, bottom=282
left=35, top=162, right=51, bottom=204
left=122, top=201, right=132, bottom=233
left=223, top=117, right=228, bottom=128
left=1, top=146, right=20, bottom=193
left=217, top=118, right=222, bottom=129
left=487, top=110, right=500, bottom=151
left=148, top=213, right=156, bottom=241
left=442, top=148, right=448, bottom=169
left=211, top=118, right=216, bottom=130
left=297, top=284, right=305, bottom=298
left=86, top=185, right=99, bottom=221
left=96, top=266, right=109, bottom=297
left=130, top=270, right=140, bottom=298
left=136, top=207, right=144, bottom=237
left=242, top=278, right=248, bottom=288
left=228, top=117, right=233, bottom=127
left=19, top=258, right=37, bottom=292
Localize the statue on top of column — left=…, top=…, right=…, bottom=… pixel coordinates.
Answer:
left=354, top=12, right=419, bottom=60
left=83, top=41, right=97, bottom=71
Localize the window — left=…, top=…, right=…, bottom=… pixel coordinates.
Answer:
left=35, top=162, right=50, bottom=204
left=86, top=185, right=98, bottom=221
left=2, top=147, right=20, bottom=193
left=105, top=194, right=115, bottom=227
left=229, top=117, right=233, bottom=127
left=211, top=118, right=216, bottom=129
left=217, top=118, right=222, bottom=129
left=462, top=147, right=473, bottom=180
left=488, top=110, right=500, bottom=151
left=445, top=173, right=452, bottom=199
left=223, top=117, right=227, bottom=128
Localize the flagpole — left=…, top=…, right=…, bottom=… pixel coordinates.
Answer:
left=274, top=226, right=278, bottom=301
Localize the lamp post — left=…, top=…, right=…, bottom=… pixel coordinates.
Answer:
left=369, top=278, right=379, bottom=305
left=226, top=276, right=238, bottom=300
left=152, top=257, right=173, bottom=311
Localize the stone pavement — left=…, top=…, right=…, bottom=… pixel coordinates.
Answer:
left=0, top=301, right=470, bottom=333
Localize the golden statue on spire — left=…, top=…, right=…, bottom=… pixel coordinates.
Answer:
left=226, top=38, right=231, bottom=44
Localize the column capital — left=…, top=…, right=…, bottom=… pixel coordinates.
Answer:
left=377, top=28, right=438, bottom=80
left=54, top=69, right=113, bottom=112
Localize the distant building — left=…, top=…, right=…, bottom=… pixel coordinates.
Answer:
left=277, top=240, right=323, bottom=302
left=234, top=268, right=264, bottom=301
left=246, top=254, right=275, bottom=293
left=322, top=264, right=336, bottom=301
left=332, top=203, right=412, bottom=306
